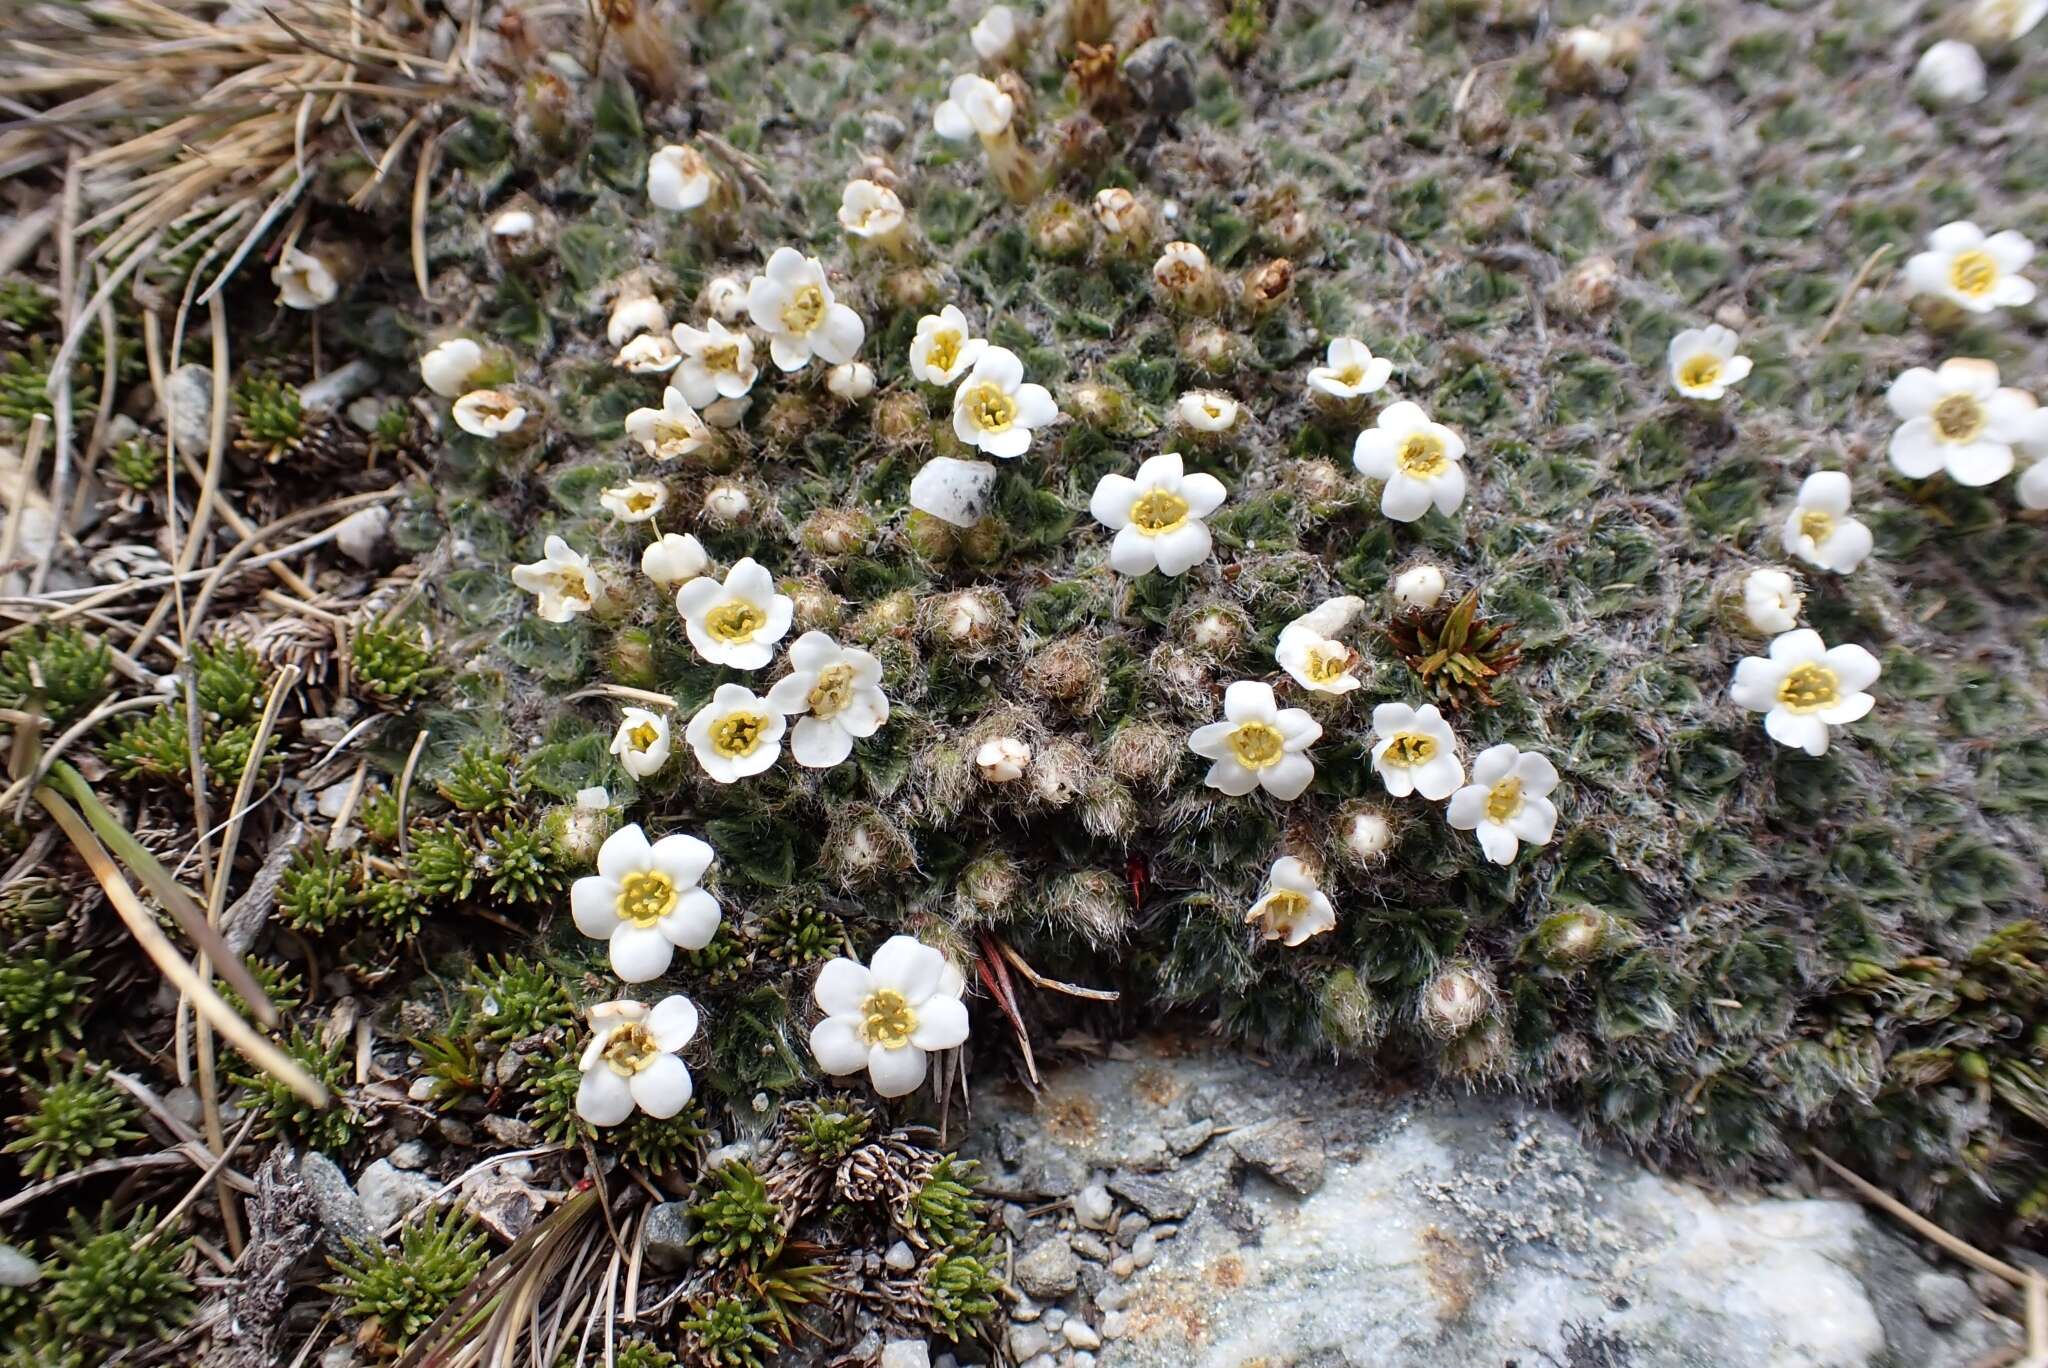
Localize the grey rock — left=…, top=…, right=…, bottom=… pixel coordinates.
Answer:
left=1008, top=1324, right=1052, bottom=1361
left=879, top=1342, right=931, bottom=1368
left=482, top=1114, right=543, bottom=1148
left=161, top=364, right=214, bottom=456
left=356, top=1158, right=439, bottom=1233
left=1003, top=1202, right=1031, bottom=1240
left=1166, top=1120, right=1214, bottom=1155
left=1094, top=1284, right=1128, bottom=1312
left=300, top=1151, right=371, bottom=1248
left=1020, top=1356, right=1055, bottom=1368
left=1070, top=1231, right=1112, bottom=1262
left=1108, top=1254, right=1135, bottom=1279
left=1043, top=1307, right=1067, bottom=1331
left=1130, top=1232, right=1159, bottom=1269
left=1065, top=1318, right=1104, bottom=1350
left=332, top=505, right=392, bottom=568
left=1122, top=38, right=1196, bottom=118
left=460, top=1169, right=547, bottom=1243
left=1100, top=1310, right=1128, bottom=1341
left=885, top=1240, right=918, bottom=1271
left=1074, top=1182, right=1116, bottom=1230
left=1227, top=1117, right=1326, bottom=1195
left=298, top=360, right=379, bottom=417
left=642, top=1201, right=695, bottom=1271
left=1914, top=1270, right=1974, bottom=1326
left=1106, top=1173, right=1195, bottom=1221
left=1124, top=1132, right=1172, bottom=1172
left=1014, top=1236, right=1081, bottom=1299
left=387, top=1140, right=433, bottom=1170
left=1072, top=1355, right=1096, bottom=1368
left=1114, top=1211, right=1149, bottom=1246
left=319, top=1348, right=360, bottom=1368
left=862, top=110, right=908, bottom=149
left=0, top=1243, right=39, bottom=1288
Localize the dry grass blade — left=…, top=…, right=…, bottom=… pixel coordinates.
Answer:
left=33, top=781, right=327, bottom=1106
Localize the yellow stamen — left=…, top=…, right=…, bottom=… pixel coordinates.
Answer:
left=926, top=331, right=961, bottom=374
left=1396, top=432, right=1448, bottom=478
left=1253, top=887, right=1310, bottom=937
left=963, top=382, right=1016, bottom=433
left=782, top=284, right=827, bottom=334
left=1485, top=776, right=1523, bottom=823
left=627, top=721, right=660, bottom=751
left=1949, top=249, right=1998, bottom=299
left=703, top=342, right=741, bottom=373
left=616, top=870, right=678, bottom=927
left=1798, top=509, right=1834, bottom=545
left=710, top=710, right=768, bottom=758
left=808, top=664, right=855, bottom=719
left=1304, top=647, right=1350, bottom=685
left=1678, top=353, right=1722, bottom=391
left=860, top=989, right=918, bottom=1048
left=705, top=600, right=765, bottom=643
left=1130, top=488, right=1190, bottom=534
left=601, top=1021, right=659, bottom=1074
left=1381, top=732, right=1437, bottom=767
left=1932, top=393, right=1986, bottom=443
left=1775, top=662, right=1840, bottom=714
left=1228, top=721, right=1285, bottom=769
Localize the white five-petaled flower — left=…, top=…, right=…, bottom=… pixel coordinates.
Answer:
left=1176, top=390, right=1242, bottom=433
left=572, top=824, right=721, bottom=982
left=1886, top=357, right=2037, bottom=486
left=1666, top=325, right=1753, bottom=401
left=970, top=4, right=1020, bottom=60
left=420, top=338, right=485, bottom=397
left=809, top=936, right=971, bottom=1098
left=674, top=557, right=793, bottom=669
left=273, top=247, right=337, bottom=310
left=686, top=683, right=787, bottom=782
left=909, top=306, right=989, bottom=386
left=1781, top=471, right=1873, bottom=574
left=747, top=248, right=866, bottom=372
left=511, top=535, right=598, bottom=622
left=1368, top=702, right=1465, bottom=801
left=453, top=388, right=529, bottom=440
left=1741, top=567, right=1803, bottom=635
left=1730, top=629, right=1880, bottom=758
left=838, top=179, right=907, bottom=240
left=624, top=386, right=711, bottom=461
left=1245, top=857, right=1336, bottom=947
left=1089, top=452, right=1226, bottom=578
left=1188, top=681, right=1322, bottom=800
left=642, top=532, right=710, bottom=590
left=1445, top=744, right=1560, bottom=865
left=647, top=144, right=718, bottom=213
left=610, top=707, right=672, bottom=779
left=574, top=995, right=700, bottom=1125
left=1906, top=222, right=2036, bottom=313
left=951, top=346, right=1057, bottom=458
left=1352, top=401, right=1468, bottom=522
left=1276, top=596, right=1365, bottom=695
left=1307, top=338, right=1393, bottom=401
left=932, top=73, right=1016, bottom=141
left=615, top=333, right=682, bottom=375
left=767, top=632, right=890, bottom=769
left=669, top=319, right=759, bottom=410
left=599, top=479, right=668, bottom=524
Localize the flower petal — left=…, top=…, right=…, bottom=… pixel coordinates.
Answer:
left=1261, top=752, right=1315, bottom=800
left=598, top=824, right=652, bottom=880
left=867, top=1043, right=928, bottom=1097
left=572, top=876, right=622, bottom=939
left=628, top=1054, right=693, bottom=1118
left=648, top=995, right=701, bottom=1051
left=576, top=1068, right=635, bottom=1127
left=810, top=1016, right=868, bottom=1074
left=610, top=923, right=676, bottom=983
left=660, top=888, right=722, bottom=951
left=650, top=833, right=714, bottom=888
left=1090, top=473, right=1138, bottom=529
left=909, top=995, right=970, bottom=1050
left=814, top=958, right=872, bottom=1016
left=791, top=716, right=856, bottom=768
left=870, top=936, right=944, bottom=1001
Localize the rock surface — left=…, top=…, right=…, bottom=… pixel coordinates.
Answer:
left=962, top=1041, right=2018, bottom=1368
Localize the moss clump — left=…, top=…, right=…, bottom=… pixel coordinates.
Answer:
left=325, top=1206, right=489, bottom=1352
left=481, top=822, right=565, bottom=906
left=1383, top=590, right=1524, bottom=709
left=46, top=1206, right=195, bottom=1347
left=278, top=843, right=357, bottom=933
left=0, top=626, right=110, bottom=725
left=407, top=824, right=477, bottom=901
left=436, top=743, right=522, bottom=814
left=0, top=944, right=91, bottom=1060
left=0, top=346, right=50, bottom=429
left=688, top=1162, right=784, bottom=1268
left=231, top=371, right=303, bottom=458
left=352, top=621, right=440, bottom=704
left=925, top=1249, right=1002, bottom=1339
left=786, top=1096, right=872, bottom=1164
left=4, top=1063, right=143, bottom=1180
left=106, top=437, right=165, bottom=491
left=676, top=1295, right=777, bottom=1368
left=233, top=1028, right=355, bottom=1152
left=908, top=1155, right=985, bottom=1251
left=100, top=704, right=190, bottom=783
left=471, top=955, right=575, bottom=1043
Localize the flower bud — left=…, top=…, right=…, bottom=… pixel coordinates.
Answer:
left=1552, top=255, right=1620, bottom=316
left=826, top=361, right=877, bottom=402
left=1179, top=322, right=1240, bottom=375
left=1536, top=909, right=1611, bottom=967
left=1153, top=241, right=1225, bottom=314
left=1186, top=605, right=1245, bottom=654
left=1032, top=198, right=1094, bottom=259
left=1393, top=564, right=1448, bottom=611
left=1913, top=39, right=1987, bottom=107
left=607, top=278, right=668, bottom=347
left=1066, top=380, right=1130, bottom=431
left=976, top=736, right=1031, bottom=782
left=1092, top=188, right=1157, bottom=257
left=1337, top=803, right=1395, bottom=863
left=959, top=851, right=1024, bottom=917
left=702, top=482, right=752, bottom=525
left=871, top=391, right=932, bottom=450
left=800, top=508, right=875, bottom=557
left=703, top=275, right=748, bottom=323
left=1420, top=961, right=1496, bottom=1039
left=787, top=577, right=844, bottom=631
left=1241, top=258, right=1294, bottom=316
left=641, top=532, right=710, bottom=589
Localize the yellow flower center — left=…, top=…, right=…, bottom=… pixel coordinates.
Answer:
left=626, top=721, right=661, bottom=752
left=1382, top=732, right=1437, bottom=767
left=703, top=341, right=741, bottom=373
left=1227, top=720, right=1286, bottom=769
left=1932, top=393, right=1986, bottom=443
left=1775, top=662, right=1840, bottom=714
left=963, top=382, right=1016, bottom=433
left=710, top=710, right=769, bottom=758
left=807, top=663, right=855, bottom=719
left=625, top=489, right=658, bottom=513
left=1484, top=776, right=1523, bottom=824
left=548, top=569, right=589, bottom=602
left=1255, top=887, right=1310, bottom=938
left=1798, top=509, right=1834, bottom=545
left=781, top=284, right=827, bottom=335
left=1130, top=488, right=1190, bottom=534
left=926, top=330, right=962, bottom=375
left=1304, top=646, right=1350, bottom=684
left=1949, top=249, right=1998, bottom=299
left=1678, top=353, right=1722, bottom=390
left=705, top=600, right=766, bottom=642
left=1395, top=431, right=1449, bottom=478
left=601, top=1021, right=660, bottom=1074
left=860, top=988, right=918, bottom=1048
left=616, top=870, right=678, bottom=927
left=1334, top=364, right=1365, bottom=387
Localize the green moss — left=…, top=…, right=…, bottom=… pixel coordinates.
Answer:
left=46, top=1206, right=195, bottom=1347
left=233, top=1028, right=355, bottom=1152
left=0, top=626, right=110, bottom=726
left=352, top=622, right=441, bottom=704
left=677, top=1296, right=777, bottom=1368
left=0, top=944, right=90, bottom=1060
left=688, top=1162, right=784, bottom=1268
left=325, top=1205, right=489, bottom=1351
left=3, top=1063, right=142, bottom=1180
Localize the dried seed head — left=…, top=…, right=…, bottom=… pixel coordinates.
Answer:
left=800, top=508, right=875, bottom=558
left=1337, top=804, right=1396, bottom=864
left=1241, top=258, right=1295, bottom=315
left=786, top=577, right=844, bottom=631
left=1553, top=255, right=1621, bottom=316
left=1032, top=198, right=1095, bottom=259
left=1023, top=637, right=1107, bottom=716
left=1179, top=321, right=1241, bottom=375
left=1105, top=721, right=1181, bottom=787
left=871, top=391, right=931, bottom=450
left=1420, top=961, right=1497, bottom=1038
